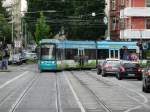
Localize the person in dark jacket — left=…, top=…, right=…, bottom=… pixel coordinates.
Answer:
left=1, top=49, right=9, bottom=70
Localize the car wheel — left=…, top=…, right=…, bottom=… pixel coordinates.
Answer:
left=142, top=85, right=149, bottom=93
left=97, top=69, right=101, bottom=75
left=116, top=73, right=122, bottom=80
left=137, top=76, right=142, bottom=81
left=102, top=71, right=107, bottom=77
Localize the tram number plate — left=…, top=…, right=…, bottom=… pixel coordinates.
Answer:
left=128, top=74, right=135, bottom=77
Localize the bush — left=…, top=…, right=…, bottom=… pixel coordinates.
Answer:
left=146, top=50, right=150, bottom=59
left=0, top=51, right=2, bottom=60
left=26, top=59, right=37, bottom=64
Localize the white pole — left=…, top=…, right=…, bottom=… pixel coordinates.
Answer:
left=107, top=0, right=110, bottom=40
left=11, top=15, right=14, bottom=43
left=25, top=23, right=27, bottom=48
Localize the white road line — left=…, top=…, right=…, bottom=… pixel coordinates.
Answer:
left=63, top=71, right=86, bottom=112
left=88, top=71, right=150, bottom=112
left=9, top=73, right=38, bottom=112
left=0, top=71, right=29, bottom=89
left=124, top=95, right=150, bottom=112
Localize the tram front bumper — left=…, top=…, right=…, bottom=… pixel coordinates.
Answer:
left=39, top=61, right=57, bottom=70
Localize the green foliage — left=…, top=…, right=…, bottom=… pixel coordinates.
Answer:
left=35, top=12, right=51, bottom=44
left=0, top=1, right=11, bottom=43
left=146, top=50, right=150, bottom=58
left=26, top=0, right=106, bottom=40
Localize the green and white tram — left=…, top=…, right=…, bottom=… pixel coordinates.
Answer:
left=38, top=39, right=139, bottom=71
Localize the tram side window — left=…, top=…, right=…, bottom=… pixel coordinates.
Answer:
left=97, top=49, right=109, bottom=59
left=56, top=49, right=63, bottom=60
left=65, top=49, right=78, bottom=60
left=128, top=49, right=136, bottom=53
left=85, top=49, right=96, bottom=59
left=120, top=49, right=136, bottom=60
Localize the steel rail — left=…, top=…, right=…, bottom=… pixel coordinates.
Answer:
left=70, top=71, right=112, bottom=112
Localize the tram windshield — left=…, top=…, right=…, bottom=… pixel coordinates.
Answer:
left=40, top=44, right=56, bottom=60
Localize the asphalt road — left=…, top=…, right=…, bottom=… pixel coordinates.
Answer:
left=0, top=65, right=150, bottom=112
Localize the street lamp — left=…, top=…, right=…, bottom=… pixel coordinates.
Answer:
left=92, top=12, right=96, bottom=17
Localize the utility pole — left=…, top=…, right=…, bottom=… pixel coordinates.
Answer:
left=107, top=0, right=110, bottom=40
left=25, top=23, right=27, bottom=48
left=11, top=12, right=14, bottom=44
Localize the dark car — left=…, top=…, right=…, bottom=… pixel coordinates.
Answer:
left=116, top=63, right=142, bottom=80
left=142, top=67, right=150, bottom=93
left=99, top=59, right=122, bottom=77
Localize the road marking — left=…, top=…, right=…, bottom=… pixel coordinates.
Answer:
left=9, top=72, right=38, bottom=112
left=63, top=71, right=86, bottom=112
left=106, top=78, right=149, bottom=111
left=125, top=95, right=150, bottom=112
left=56, top=74, right=63, bottom=112
left=88, top=71, right=149, bottom=112
left=0, top=71, right=29, bottom=89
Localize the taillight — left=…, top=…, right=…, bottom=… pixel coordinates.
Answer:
left=138, top=68, right=142, bottom=72
left=120, top=66, right=125, bottom=72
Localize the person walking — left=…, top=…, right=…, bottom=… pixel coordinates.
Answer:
left=1, top=48, right=9, bottom=70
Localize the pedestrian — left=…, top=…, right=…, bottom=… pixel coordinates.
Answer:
left=123, top=47, right=129, bottom=60
left=1, top=49, right=9, bottom=70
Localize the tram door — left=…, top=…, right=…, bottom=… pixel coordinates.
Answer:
left=109, top=49, right=120, bottom=59
left=78, top=49, right=85, bottom=67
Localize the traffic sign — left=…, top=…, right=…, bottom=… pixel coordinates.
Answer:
left=14, top=40, right=22, bottom=48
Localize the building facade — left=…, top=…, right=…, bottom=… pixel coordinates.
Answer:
left=3, top=0, right=22, bottom=44
left=110, top=0, right=150, bottom=41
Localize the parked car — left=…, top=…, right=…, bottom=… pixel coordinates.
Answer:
left=23, top=51, right=37, bottom=60
left=116, top=62, right=142, bottom=80
left=142, top=67, right=150, bottom=93
left=100, top=58, right=122, bottom=77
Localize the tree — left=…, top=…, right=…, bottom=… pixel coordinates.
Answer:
left=26, top=0, right=106, bottom=40
left=35, top=12, right=51, bottom=44
left=0, top=1, right=11, bottom=43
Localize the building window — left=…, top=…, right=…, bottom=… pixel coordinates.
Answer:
left=120, top=19, right=125, bottom=29
left=147, top=0, right=150, bottom=7
left=112, top=0, right=116, bottom=10
left=121, top=0, right=125, bottom=6
left=146, top=19, right=150, bottom=29
left=112, top=17, right=117, bottom=30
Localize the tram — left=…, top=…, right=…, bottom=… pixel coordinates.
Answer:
left=97, top=41, right=139, bottom=60
left=38, top=39, right=97, bottom=72
left=38, top=39, right=139, bottom=72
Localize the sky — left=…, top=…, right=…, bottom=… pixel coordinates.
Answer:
left=3, top=0, right=27, bottom=12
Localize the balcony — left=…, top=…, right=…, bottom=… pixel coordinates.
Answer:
left=120, top=29, right=150, bottom=39
left=120, top=7, right=150, bottom=18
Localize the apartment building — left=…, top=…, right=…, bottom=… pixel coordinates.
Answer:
left=4, top=0, right=22, bottom=40
left=110, top=0, right=150, bottom=41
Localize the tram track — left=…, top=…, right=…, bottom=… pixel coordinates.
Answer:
left=0, top=71, right=34, bottom=107
left=8, top=73, right=39, bottom=112
left=55, top=73, right=62, bottom=112
left=86, top=71, right=150, bottom=111
left=70, top=71, right=113, bottom=112
left=83, top=71, right=114, bottom=87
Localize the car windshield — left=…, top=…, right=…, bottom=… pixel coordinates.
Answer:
left=106, top=61, right=120, bottom=67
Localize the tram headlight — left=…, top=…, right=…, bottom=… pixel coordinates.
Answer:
left=51, top=61, right=55, bottom=64
left=41, top=61, right=45, bottom=64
